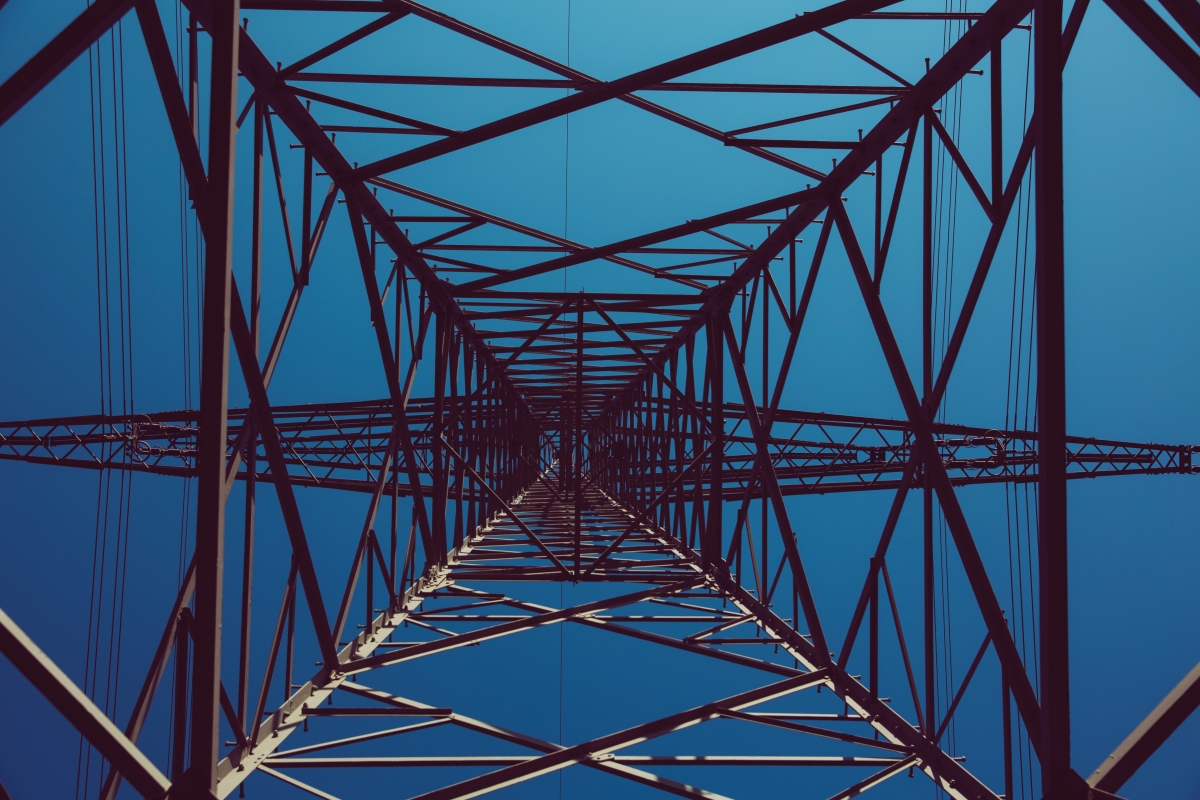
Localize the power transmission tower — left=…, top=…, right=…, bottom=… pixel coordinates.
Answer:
left=2, top=1, right=1199, bottom=799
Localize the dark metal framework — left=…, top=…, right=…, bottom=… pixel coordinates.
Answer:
left=1, top=0, right=1199, bottom=798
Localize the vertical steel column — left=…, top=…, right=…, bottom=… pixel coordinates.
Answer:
left=463, top=342, right=475, bottom=544
left=633, top=398, right=643, bottom=510
left=869, top=557, right=879, bottom=698
left=391, top=256, right=401, bottom=592
left=614, top=403, right=623, bottom=501
left=562, top=311, right=574, bottom=507
left=922, top=109, right=936, bottom=739
left=506, top=393, right=517, bottom=496
left=432, top=311, right=448, bottom=563
left=994, top=41, right=1016, bottom=796
left=624, top=402, right=633, bottom=503
left=575, top=301, right=584, bottom=575
left=187, top=14, right=198, bottom=136
left=237, top=95, right=263, bottom=740
left=486, top=381, right=496, bottom=524
left=672, top=353, right=686, bottom=541
left=1003, top=675, right=1014, bottom=800
left=171, top=610, right=190, bottom=781
left=649, top=374, right=657, bottom=528
left=188, top=1, right=240, bottom=791
left=474, top=351, right=485, bottom=534
left=451, top=333, right=463, bottom=551
left=874, top=157, right=883, bottom=279
left=644, top=378, right=653, bottom=509
left=761, top=265, right=769, bottom=595
left=300, top=148, right=313, bottom=285
left=705, top=320, right=724, bottom=567
left=633, top=387, right=641, bottom=508
left=991, top=41, right=1004, bottom=206
left=686, top=336, right=701, bottom=550
left=664, top=379, right=671, bottom=530
left=1037, top=0, right=1071, bottom=786
left=366, top=531, right=374, bottom=629
left=789, top=237, right=797, bottom=317
left=284, top=568, right=295, bottom=701
left=659, top=368, right=670, bottom=534
left=632, top=384, right=641, bottom=508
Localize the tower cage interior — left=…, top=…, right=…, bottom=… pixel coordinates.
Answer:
left=1, top=1, right=1199, bottom=799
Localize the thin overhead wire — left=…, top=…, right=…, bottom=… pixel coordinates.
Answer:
left=77, top=19, right=138, bottom=797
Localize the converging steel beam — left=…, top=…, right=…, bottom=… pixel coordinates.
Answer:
left=457, top=187, right=816, bottom=292
left=1037, top=0, right=1072, bottom=788
left=409, top=671, right=832, bottom=800
left=596, top=496, right=1003, bottom=798
left=352, top=0, right=901, bottom=179
left=188, top=1, right=241, bottom=791
left=137, top=0, right=210, bottom=227
left=834, top=200, right=1045, bottom=757
left=344, top=578, right=703, bottom=674
left=601, top=0, right=1037, bottom=423
left=0, top=0, right=138, bottom=126
left=1089, top=660, right=1200, bottom=794
left=437, top=436, right=572, bottom=577
left=228, top=283, right=340, bottom=669
left=336, top=682, right=731, bottom=799
left=99, top=560, right=198, bottom=800
left=0, top=608, right=170, bottom=799
left=345, top=193, right=437, bottom=558
left=1103, top=0, right=1200, bottom=97
left=720, top=316, right=829, bottom=661
left=186, top=0, right=540, bottom=480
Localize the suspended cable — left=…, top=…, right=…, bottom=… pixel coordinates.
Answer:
left=75, top=21, right=138, bottom=795
left=927, top=0, right=970, bottom=779
left=107, top=19, right=136, bottom=759
left=171, top=1, right=200, bottom=775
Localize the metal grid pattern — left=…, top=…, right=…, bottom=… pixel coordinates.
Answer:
left=1, top=0, right=1199, bottom=798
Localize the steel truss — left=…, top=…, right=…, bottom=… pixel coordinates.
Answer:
left=1, top=0, right=1199, bottom=798
left=3, top=402, right=1193, bottom=496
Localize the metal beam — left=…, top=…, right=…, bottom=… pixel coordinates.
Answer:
left=1037, top=0, right=1071, bottom=786
left=1089, top=660, right=1200, bottom=793
left=599, top=0, right=1037, bottom=423
left=409, top=671, right=831, bottom=799
left=1103, top=0, right=1200, bottom=97
left=188, top=1, right=241, bottom=790
left=0, top=0, right=137, bottom=126
left=99, top=560, right=198, bottom=800
left=136, top=0, right=209, bottom=228
left=720, top=315, right=829, bottom=661
left=0, top=607, right=170, bottom=799
left=834, top=200, right=1045, bottom=757
left=354, top=0, right=900, bottom=178
left=345, top=578, right=703, bottom=674
left=228, top=282, right=340, bottom=668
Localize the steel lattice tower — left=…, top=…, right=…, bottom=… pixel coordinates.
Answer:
left=1, top=1, right=1198, bottom=799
